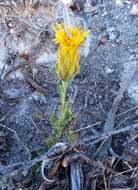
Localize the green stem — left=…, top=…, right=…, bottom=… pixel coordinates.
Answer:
left=61, top=80, right=68, bottom=113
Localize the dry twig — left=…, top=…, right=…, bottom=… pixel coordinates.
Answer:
left=95, top=62, right=137, bottom=158
left=82, top=124, right=138, bottom=145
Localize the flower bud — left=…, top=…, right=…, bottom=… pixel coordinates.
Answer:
left=53, top=23, right=89, bottom=81
left=56, top=46, right=80, bottom=81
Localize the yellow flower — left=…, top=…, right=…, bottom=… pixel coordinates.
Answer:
left=53, top=23, right=89, bottom=81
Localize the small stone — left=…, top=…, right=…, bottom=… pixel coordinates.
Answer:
left=10, top=28, right=15, bottom=34
left=107, top=27, right=114, bottom=32
left=116, top=38, right=120, bottom=43
left=10, top=70, right=24, bottom=80
left=115, top=0, right=124, bottom=6
left=130, top=4, right=138, bottom=15
left=112, top=43, right=116, bottom=47
left=110, top=33, right=116, bottom=40
left=102, top=12, right=108, bottom=16
left=36, top=52, right=56, bottom=67
left=84, top=1, right=93, bottom=12
left=8, top=22, right=13, bottom=28
left=0, top=131, right=5, bottom=137
left=135, top=110, right=138, bottom=115
left=105, top=66, right=114, bottom=74
left=60, top=0, right=72, bottom=6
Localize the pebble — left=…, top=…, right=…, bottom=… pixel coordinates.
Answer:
left=115, top=0, right=124, bottom=6
left=135, top=110, right=138, bottom=115
left=107, top=27, right=114, bottom=32
left=116, top=39, right=120, bottom=44
left=60, top=0, right=72, bottom=6
left=110, top=33, right=116, bottom=40
left=112, top=44, right=116, bottom=47
left=84, top=1, right=93, bottom=12
left=9, top=70, right=24, bottom=80
left=105, top=66, right=114, bottom=74
left=36, top=52, right=56, bottom=67
left=130, top=4, right=138, bottom=15
left=102, top=11, right=108, bottom=16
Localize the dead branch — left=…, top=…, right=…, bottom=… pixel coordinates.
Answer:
left=1, top=143, right=69, bottom=179
left=27, top=76, right=47, bottom=94
left=82, top=124, right=138, bottom=145
left=95, top=62, right=137, bottom=158
left=71, top=121, right=102, bottom=133
left=70, top=162, right=83, bottom=190
left=0, top=122, right=137, bottom=179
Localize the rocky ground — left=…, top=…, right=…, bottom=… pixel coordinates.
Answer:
left=0, top=0, right=138, bottom=189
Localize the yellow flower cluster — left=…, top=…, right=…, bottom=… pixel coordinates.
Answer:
left=53, top=23, right=89, bottom=81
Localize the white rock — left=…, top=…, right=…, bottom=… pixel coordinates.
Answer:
left=36, top=52, right=56, bottom=67
left=115, top=0, right=124, bottom=6
left=130, top=4, right=138, bottom=16
left=105, top=66, right=114, bottom=74
left=135, top=109, right=138, bottom=115
left=80, top=35, right=91, bottom=57
left=11, top=40, right=26, bottom=54
left=10, top=70, right=24, bottom=80
left=60, top=0, right=72, bottom=6
left=107, top=27, right=114, bottom=32
left=84, top=0, right=93, bottom=12
left=110, top=33, right=116, bottom=40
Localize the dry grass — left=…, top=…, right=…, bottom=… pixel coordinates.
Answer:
left=0, top=0, right=40, bottom=18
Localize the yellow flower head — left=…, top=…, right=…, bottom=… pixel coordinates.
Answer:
left=53, top=23, right=89, bottom=81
